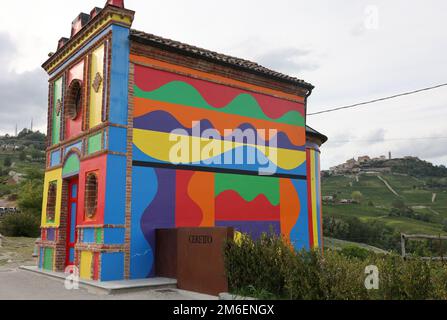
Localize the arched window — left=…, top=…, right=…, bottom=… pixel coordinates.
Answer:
left=65, top=79, right=83, bottom=120
left=85, top=173, right=98, bottom=219
left=46, top=182, right=57, bottom=223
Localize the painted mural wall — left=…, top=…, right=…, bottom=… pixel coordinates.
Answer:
left=130, top=61, right=318, bottom=279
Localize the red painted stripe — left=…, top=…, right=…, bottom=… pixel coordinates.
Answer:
left=134, top=65, right=305, bottom=118
left=93, top=253, right=100, bottom=281
left=175, top=171, right=203, bottom=227
left=215, top=190, right=280, bottom=221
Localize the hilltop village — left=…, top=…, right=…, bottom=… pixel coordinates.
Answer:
left=326, top=154, right=421, bottom=176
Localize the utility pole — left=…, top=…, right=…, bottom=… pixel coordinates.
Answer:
left=30, top=118, right=34, bottom=132
left=15, top=124, right=18, bottom=137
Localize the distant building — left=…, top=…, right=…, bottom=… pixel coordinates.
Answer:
left=358, top=156, right=371, bottom=164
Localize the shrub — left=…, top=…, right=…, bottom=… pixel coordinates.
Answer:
left=3, top=156, right=12, bottom=167
left=340, top=245, right=370, bottom=260
left=225, top=234, right=447, bottom=300
left=0, top=212, right=40, bottom=237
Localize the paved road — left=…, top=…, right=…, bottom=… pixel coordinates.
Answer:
left=0, top=268, right=216, bottom=300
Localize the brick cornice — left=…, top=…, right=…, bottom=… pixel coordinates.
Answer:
left=130, top=41, right=310, bottom=98
left=42, top=5, right=134, bottom=74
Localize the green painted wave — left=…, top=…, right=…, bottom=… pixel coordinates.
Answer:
left=215, top=173, right=280, bottom=206
left=134, top=81, right=305, bottom=127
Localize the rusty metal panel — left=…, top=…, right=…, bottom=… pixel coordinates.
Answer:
left=155, top=227, right=234, bottom=296
left=155, top=229, right=178, bottom=279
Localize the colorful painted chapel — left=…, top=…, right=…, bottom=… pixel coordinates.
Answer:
left=38, top=0, right=327, bottom=281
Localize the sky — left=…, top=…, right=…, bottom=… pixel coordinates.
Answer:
left=0, top=0, right=446, bottom=169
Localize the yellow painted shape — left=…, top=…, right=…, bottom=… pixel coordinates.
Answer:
left=89, top=44, right=105, bottom=128
left=45, top=14, right=132, bottom=74
left=41, top=168, right=63, bottom=228
left=310, top=150, right=319, bottom=247
left=80, top=251, right=93, bottom=280
left=133, top=129, right=306, bottom=170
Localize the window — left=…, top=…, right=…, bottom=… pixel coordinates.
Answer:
left=65, top=79, right=83, bottom=120
left=46, top=182, right=57, bottom=223
left=85, top=173, right=98, bottom=219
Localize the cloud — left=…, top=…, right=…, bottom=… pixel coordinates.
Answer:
left=394, top=133, right=447, bottom=161
left=256, top=47, right=320, bottom=75
left=0, top=32, right=16, bottom=68
left=363, top=128, right=386, bottom=144
left=0, top=32, right=47, bottom=135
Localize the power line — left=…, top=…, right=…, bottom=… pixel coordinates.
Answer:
left=308, top=82, right=447, bottom=116
left=329, top=136, right=447, bottom=143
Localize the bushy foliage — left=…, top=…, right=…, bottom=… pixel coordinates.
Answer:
left=17, top=179, right=43, bottom=216
left=225, top=234, right=447, bottom=300
left=323, top=216, right=400, bottom=251
left=389, top=158, right=447, bottom=178
left=0, top=170, right=44, bottom=237
left=0, top=212, right=40, bottom=237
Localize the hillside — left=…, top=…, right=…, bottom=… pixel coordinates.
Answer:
left=0, top=130, right=45, bottom=209
left=322, top=157, right=447, bottom=251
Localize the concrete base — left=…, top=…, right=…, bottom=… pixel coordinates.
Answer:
left=20, top=266, right=177, bottom=295
left=219, top=292, right=257, bottom=300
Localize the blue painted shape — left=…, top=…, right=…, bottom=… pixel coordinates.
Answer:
left=70, top=203, right=77, bottom=243
left=104, top=154, right=127, bottom=225
left=101, top=252, right=124, bottom=281
left=64, top=141, right=83, bottom=157
left=315, top=153, right=322, bottom=247
left=47, top=228, right=56, bottom=241
left=72, top=183, right=78, bottom=198
left=133, top=144, right=307, bottom=177
left=103, top=130, right=108, bottom=150
left=69, top=248, right=75, bottom=264
left=109, top=25, right=130, bottom=125
left=130, top=166, right=158, bottom=279
left=104, top=228, right=125, bottom=245
left=83, top=228, right=95, bottom=244
left=50, top=150, right=61, bottom=167
left=140, top=169, right=176, bottom=277
left=39, top=248, right=44, bottom=269
left=290, top=179, right=310, bottom=251
left=108, top=126, right=127, bottom=153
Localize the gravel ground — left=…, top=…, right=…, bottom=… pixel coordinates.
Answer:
left=0, top=237, right=217, bottom=300
left=0, top=268, right=216, bottom=300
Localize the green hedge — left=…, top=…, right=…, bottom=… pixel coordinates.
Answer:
left=0, top=212, right=40, bottom=238
left=224, top=234, right=447, bottom=300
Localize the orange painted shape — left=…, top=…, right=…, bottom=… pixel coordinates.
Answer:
left=188, top=172, right=215, bottom=227
left=134, top=98, right=306, bottom=146
left=130, top=54, right=306, bottom=103
left=280, top=179, right=300, bottom=243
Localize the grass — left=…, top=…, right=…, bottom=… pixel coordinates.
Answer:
left=323, top=173, right=447, bottom=236
left=324, top=237, right=388, bottom=254
left=0, top=236, right=36, bottom=268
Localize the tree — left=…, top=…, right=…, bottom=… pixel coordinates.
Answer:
left=351, top=191, right=364, bottom=204
left=3, top=156, right=12, bottom=167
left=443, top=219, right=447, bottom=232
left=19, top=151, right=26, bottom=162
left=392, top=199, right=406, bottom=210
left=17, top=180, right=43, bottom=217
